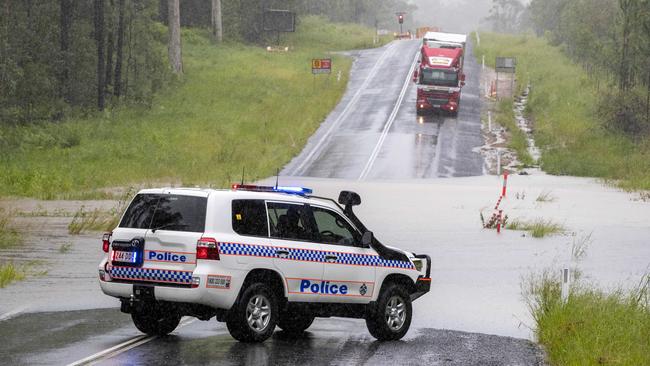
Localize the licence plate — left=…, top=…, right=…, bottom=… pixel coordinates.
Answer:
left=113, top=250, right=137, bottom=263
left=433, top=104, right=441, bottom=108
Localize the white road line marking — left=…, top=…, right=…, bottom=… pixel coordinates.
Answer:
left=0, top=307, right=27, bottom=322
left=290, top=42, right=397, bottom=176
left=358, top=50, right=420, bottom=180
left=66, top=317, right=197, bottom=366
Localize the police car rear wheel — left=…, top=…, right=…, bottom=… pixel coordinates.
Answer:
left=366, top=283, right=412, bottom=341
left=278, top=311, right=315, bottom=334
left=227, top=283, right=278, bottom=342
left=131, top=306, right=181, bottom=336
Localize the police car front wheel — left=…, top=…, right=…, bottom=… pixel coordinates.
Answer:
left=226, top=283, right=279, bottom=342
left=366, top=283, right=412, bottom=341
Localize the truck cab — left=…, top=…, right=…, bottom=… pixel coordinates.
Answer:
left=414, top=46, right=465, bottom=116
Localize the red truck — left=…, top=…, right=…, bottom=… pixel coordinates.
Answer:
left=414, top=33, right=466, bottom=116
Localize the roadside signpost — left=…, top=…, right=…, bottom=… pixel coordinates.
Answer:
left=311, top=58, right=332, bottom=88
left=495, top=57, right=516, bottom=99
left=263, top=9, right=295, bottom=50
left=311, top=58, right=331, bottom=74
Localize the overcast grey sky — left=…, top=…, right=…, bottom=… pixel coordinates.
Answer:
left=410, top=0, right=493, bottom=34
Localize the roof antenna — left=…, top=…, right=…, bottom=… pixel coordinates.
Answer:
left=240, top=166, right=245, bottom=185
left=275, top=168, right=279, bottom=189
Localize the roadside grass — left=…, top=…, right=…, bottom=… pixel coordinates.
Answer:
left=473, top=32, right=650, bottom=190
left=495, top=99, right=533, bottom=166
left=58, top=242, right=72, bottom=253
left=535, top=190, right=556, bottom=203
left=0, top=209, right=21, bottom=249
left=0, top=262, right=26, bottom=288
left=0, top=16, right=386, bottom=199
left=68, top=187, right=134, bottom=234
left=525, top=272, right=650, bottom=366
left=68, top=207, right=110, bottom=234
left=506, top=218, right=565, bottom=238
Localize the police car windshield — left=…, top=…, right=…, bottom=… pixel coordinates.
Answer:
left=119, top=193, right=207, bottom=232
left=420, top=69, right=458, bottom=87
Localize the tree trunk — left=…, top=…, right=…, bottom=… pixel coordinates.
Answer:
left=59, top=0, right=73, bottom=104
left=94, top=0, right=105, bottom=110
left=114, top=0, right=125, bottom=97
left=105, top=30, right=114, bottom=95
left=618, top=0, right=632, bottom=92
left=211, top=0, right=222, bottom=43
left=167, top=0, right=182, bottom=74
left=646, top=71, right=650, bottom=124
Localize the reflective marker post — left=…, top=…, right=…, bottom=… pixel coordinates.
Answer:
left=496, top=148, right=501, bottom=176
left=561, top=268, right=570, bottom=303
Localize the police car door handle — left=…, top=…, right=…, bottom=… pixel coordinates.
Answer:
left=325, top=255, right=337, bottom=262
left=276, top=250, right=289, bottom=258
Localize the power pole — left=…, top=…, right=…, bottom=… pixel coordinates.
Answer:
left=168, top=0, right=183, bottom=74
left=211, top=0, right=223, bottom=43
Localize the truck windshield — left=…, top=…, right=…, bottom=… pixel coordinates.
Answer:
left=425, top=41, right=460, bottom=49
left=420, top=69, right=458, bottom=87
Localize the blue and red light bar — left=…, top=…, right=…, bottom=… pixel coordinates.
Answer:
left=231, top=184, right=313, bottom=196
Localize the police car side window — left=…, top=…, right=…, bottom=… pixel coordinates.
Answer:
left=267, top=202, right=312, bottom=241
left=232, top=200, right=268, bottom=237
left=311, top=207, right=359, bottom=246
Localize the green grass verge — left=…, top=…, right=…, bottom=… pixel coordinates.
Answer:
left=0, top=16, right=388, bottom=199
left=473, top=32, right=650, bottom=190
left=495, top=99, right=534, bottom=166
left=0, top=209, right=21, bottom=249
left=0, top=262, right=26, bottom=288
left=68, top=207, right=118, bottom=235
left=526, top=273, right=650, bottom=365
left=506, top=217, right=565, bottom=238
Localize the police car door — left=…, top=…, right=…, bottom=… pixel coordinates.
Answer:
left=310, top=205, right=376, bottom=303
left=266, top=201, right=324, bottom=302
left=142, top=191, right=206, bottom=282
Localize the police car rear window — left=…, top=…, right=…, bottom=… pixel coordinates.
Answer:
left=120, top=194, right=207, bottom=232
left=232, top=200, right=268, bottom=237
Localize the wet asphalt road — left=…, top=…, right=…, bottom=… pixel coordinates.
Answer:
left=283, top=39, right=484, bottom=179
left=0, top=309, right=544, bottom=365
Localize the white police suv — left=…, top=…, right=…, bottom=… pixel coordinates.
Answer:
left=98, top=184, right=431, bottom=342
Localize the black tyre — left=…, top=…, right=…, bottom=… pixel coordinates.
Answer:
left=365, top=283, right=412, bottom=341
left=131, top=304, right=181, bottom=336
left=226, top=282, right=278, bottom=342
left=277, top=310, right=315, bottom=335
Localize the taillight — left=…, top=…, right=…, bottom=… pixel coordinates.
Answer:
left=102, top=232, right=112, bottom=253
left=197, top=237, right=219, bottom=260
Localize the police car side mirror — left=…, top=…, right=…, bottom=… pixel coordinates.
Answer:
left=361, top=231, right=373, bottom=248
left=338, top=191, right=361, bottom=206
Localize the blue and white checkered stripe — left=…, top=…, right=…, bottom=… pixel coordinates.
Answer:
left=218, top=242, right=414, bottom=269
left=328, top=251, right=414, bottom=269
left=219, top=242, right=277, bottom=258
left=110, top=266, right=193, bottom=284
left=288, top=248, right=325, bottom=262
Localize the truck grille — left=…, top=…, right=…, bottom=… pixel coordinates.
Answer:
left=427, top=98, right=449, bottom=106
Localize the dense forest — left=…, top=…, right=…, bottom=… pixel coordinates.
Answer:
left=484, top=0, right=650, bottom=137
left=528, top=0, right=650, bottom=136
left=0, top=0, right=414, bottom=124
